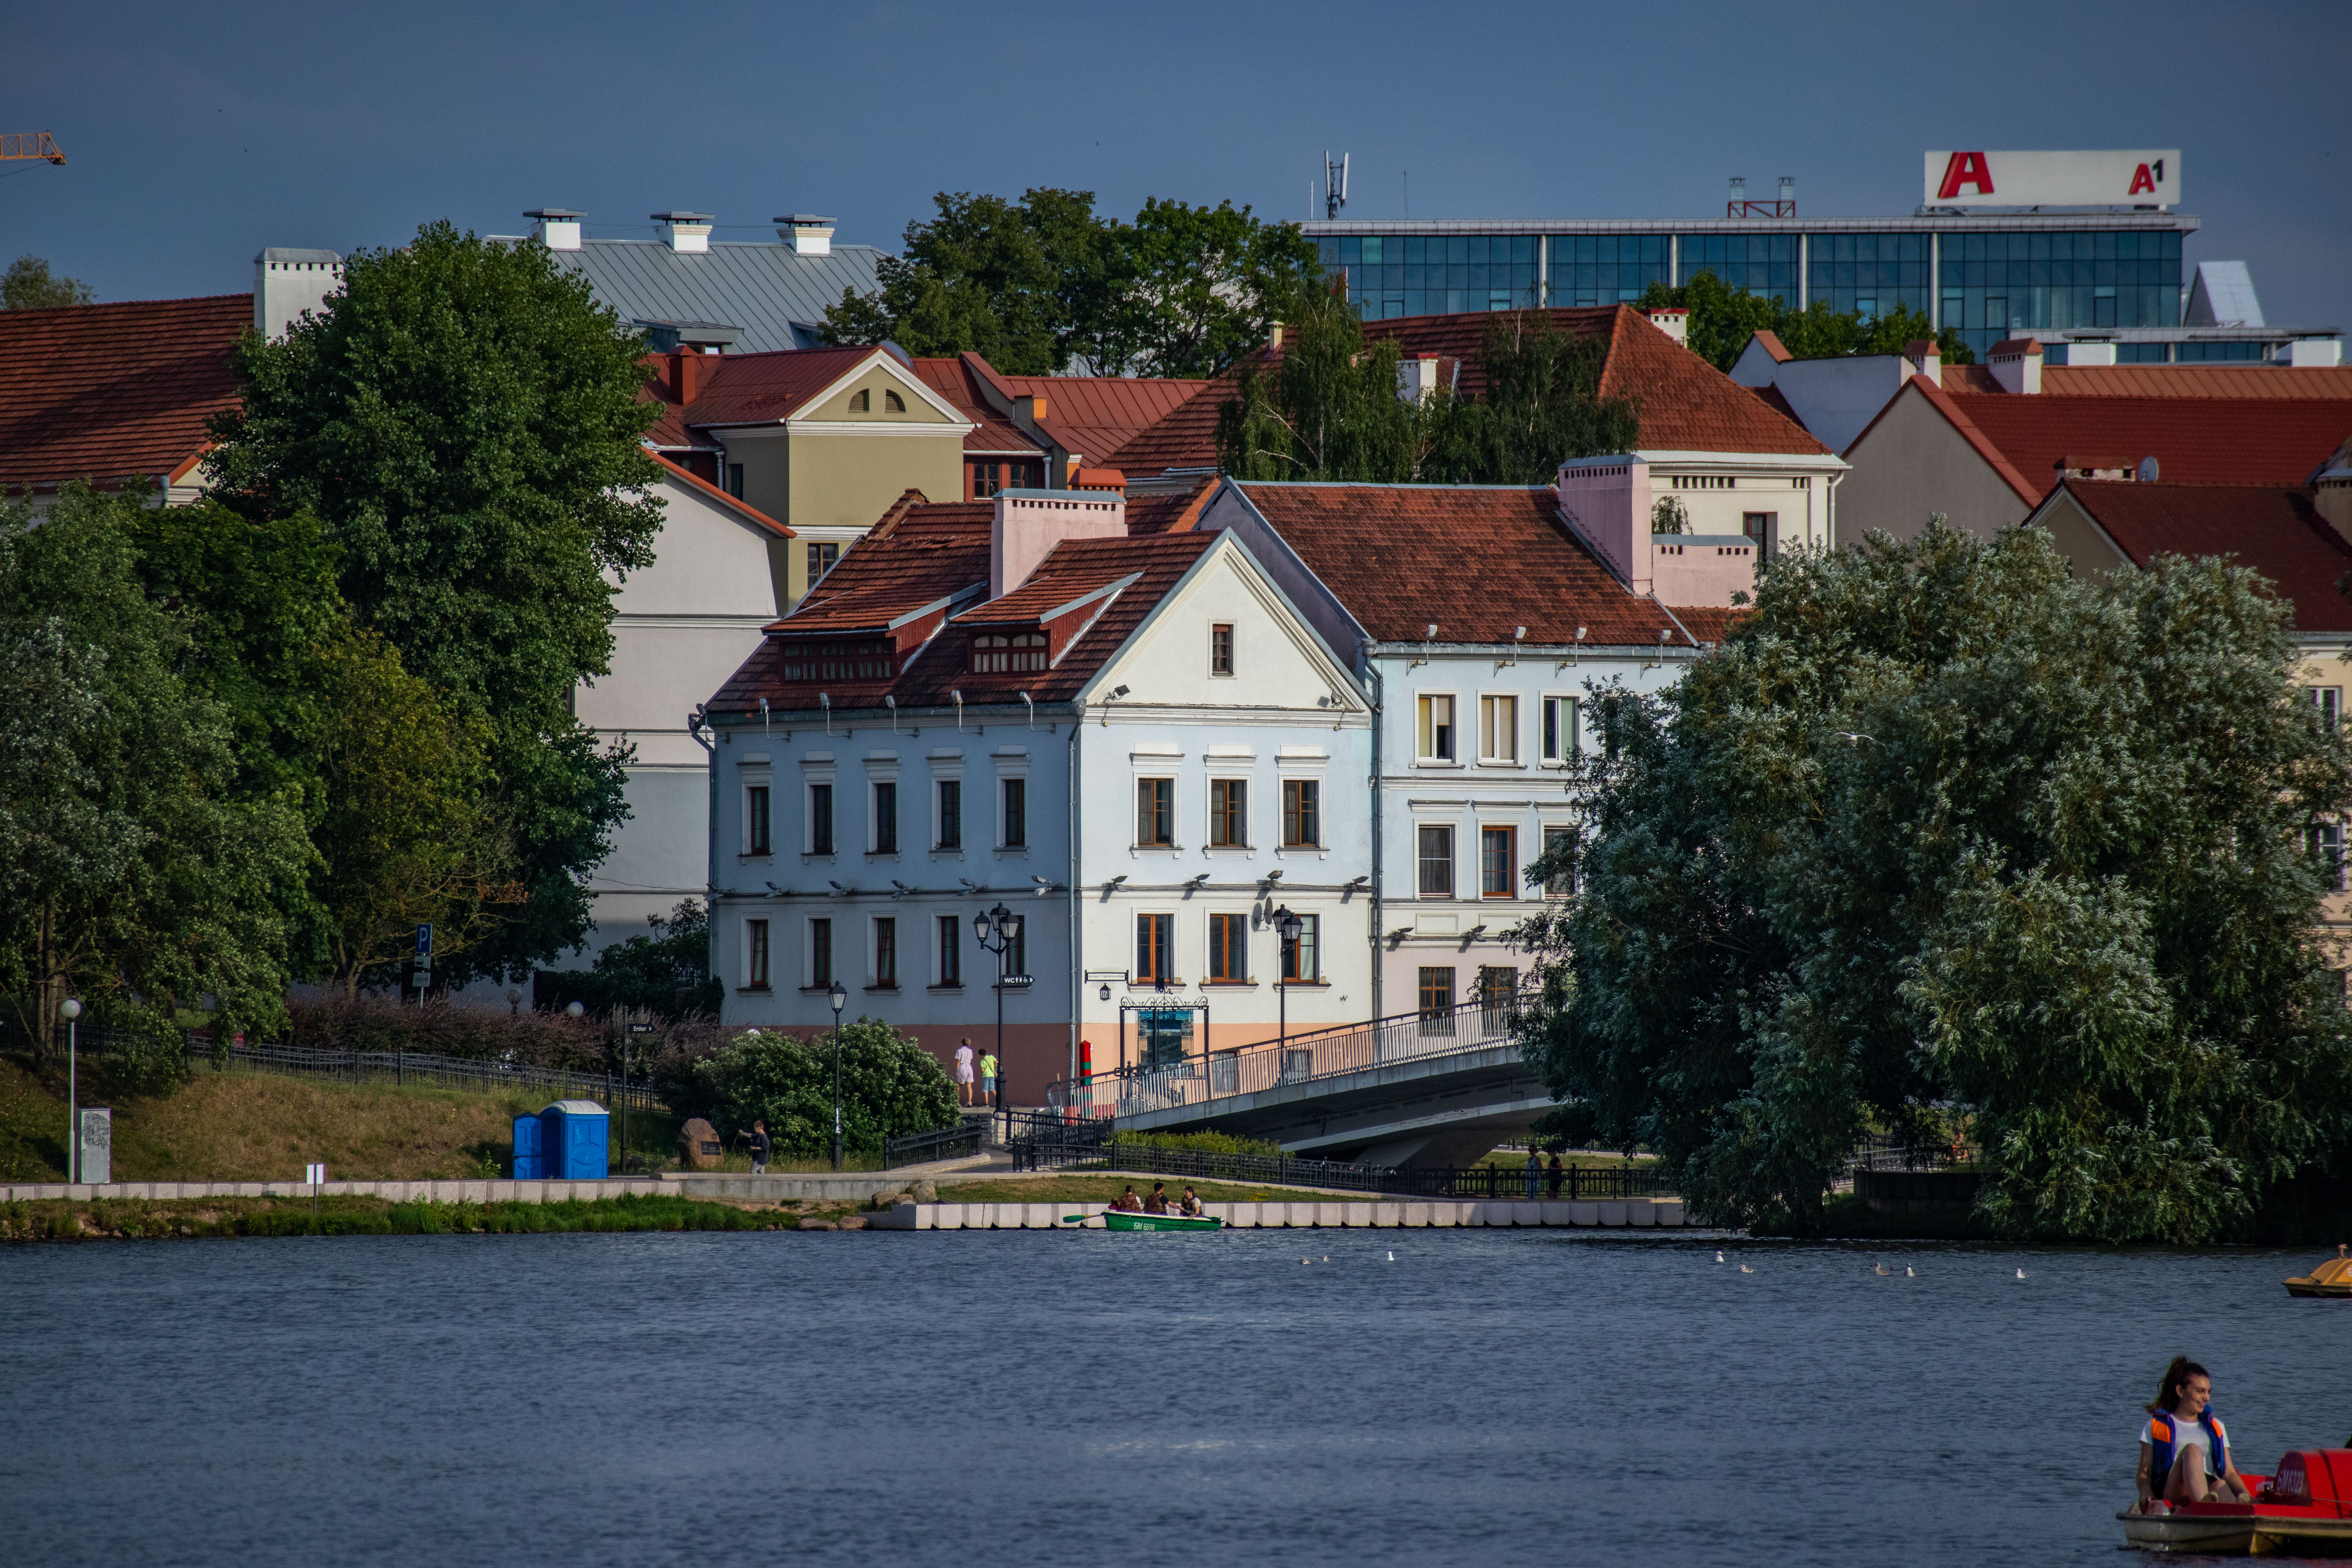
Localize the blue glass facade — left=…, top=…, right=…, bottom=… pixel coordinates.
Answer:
left=1315, top=234, right=1540, bottom=320
left=1806, top=232, right=1929, bottom=321
left=1676, top=234, right=1798, bottom=304
left=1937, top=229, right=2181, bottom=360
left=1548, top=234, right=1669, bottom=306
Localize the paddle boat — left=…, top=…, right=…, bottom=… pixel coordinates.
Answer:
left=1089, top=1209, right=1223, bottom=1232
left=2119, top=1448, right=2352, bottom=1555
left=2284, top=1244, right=2352, bottom=1299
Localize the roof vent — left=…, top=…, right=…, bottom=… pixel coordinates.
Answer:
left=653, top=212, right=713, bottom=254
left=524, top=209, right=584, bottom=251
left=775, top=214, right=835, bottom=256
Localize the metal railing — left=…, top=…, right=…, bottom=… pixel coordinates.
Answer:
left=883, top=1121, right=991, bottom=1169
left=1045, top=996, right=1527, bottom=1123
left=1846, top=1134, right=1978, bottom=1172
left=191, top=1040, right=666, bottom=1111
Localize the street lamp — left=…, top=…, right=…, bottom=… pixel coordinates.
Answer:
left=828, top=979, right=848, bottom=1171
left=60, top=998, right=82, bottom=1184
left=506, top=986, right=523, bottom=1017
left=973, top=903, right=1021, bottom=1139
left=565, top=1000, right=585, bottom=1020
left=1274, top=906, right=1303, bottom=1053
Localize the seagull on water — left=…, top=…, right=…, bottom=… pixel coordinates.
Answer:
left=1387, top=1251, right=1395, bottom=1261
left=1874, top=1261, right=1892, bottom=1276
left=1905, top=1265, right=1915, bottom=1278
left=1739, top=1264, right=1755, bottom=1274
left=2015, top=1267, right=2028, bottom=1280
left=1716, top=1250, right=1726, bottom=1263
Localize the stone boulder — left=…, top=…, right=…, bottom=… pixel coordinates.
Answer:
left=677, top=1118, right=725, bottom=1171
left=838, top=1215, right=868, bottom=1230
left=798, top=1217, right=838, bottom=1230
left=908, top=1179, right=939, bottom=1202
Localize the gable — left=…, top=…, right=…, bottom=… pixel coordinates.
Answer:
left=795, top=356, right=968, bottom=426
left=1089, top=535, right=1359, bottom=713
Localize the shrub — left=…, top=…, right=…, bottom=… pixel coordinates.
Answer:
left=657, top=1018, right=957, bottom=1158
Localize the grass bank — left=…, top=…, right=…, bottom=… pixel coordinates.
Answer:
left=0, top=1189, right=926, bottom=1243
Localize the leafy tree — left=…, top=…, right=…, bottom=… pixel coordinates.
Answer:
left=205, top=221, right=662, bottom=985
left=1, top=254, right=93, bottom=310
left=1515, top=521, right=2352, bottom=1243
left=536, top=899, right=722, bottom=1019
left=1216, top=278, right=1419, bottom=481
left=1638, top=272, right=1973, bottom=372
left=1421, top=309, right=1641, bottom=484
left=662, top=1020, right=959, bottom=1158
left=1094, top=198, right=1318, bottom=377
left=0, top=487, right=308, bottom=1052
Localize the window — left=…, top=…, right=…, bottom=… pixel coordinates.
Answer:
left=1282, top=779, right=1320, bottom=847
left=1136, top=913, right=1172, bottom=982
left=1417, top=694, right=1456, bottom=762
left=1280, top=913, right=1319, bottom=982
left=808, top=783, right=835, bottom=854
left=807, top=542, right=840, bottom=585
left=1138, top=778, right=1174, bottom=846
left=746, top=784, right=771, bottom=855
left=1543, top=825, right=1579, bottom=898
left=1478, top=965, right=1518, bottom=1028
left=871, top=782, right=897, bottom=853
left=849, top=388, right=870, bottom=411
left=936, top=914, right=962, bottom=985
left=873, top=917, right=897, bottom=987
left=1541, top=696, right=1579, bottom=763
left=1207, top=913, right=1247, bottom=981
left=1209, top=779, right=1247, bottom=847
left=2313, top=824, right=2347, bottom=893
left=1006, top=915, right=1027, bottom=976
left=1417, top=966, right=1456, bottom=1031
left=746, top=919, right=770, bottom=990
left=971, top=632, right=1047, bottom=673
left=2314, top=687, right=2342, bottom=730
left=936, top=779, right=961, bottom=850
left=1481, top=825, right=1517, bottom=897
left=972, top=461, right=996, bottom=500
left=809, top=918, right=833, bottom=987
left=1743, top=512, right=1776, bottom=557
left=884, top=389, right=905, bottom=412
left=726, top=463, right=744, bottom=499
left=1210, top=622, right=1234, bottom=676
left=1418, top=824, right=1455, bottom=898
left=778, top=638, right=891, bottom=682
left=1479, top=695, right=1518, bottom=762
left=1001, top=777, right=1026, bottom=847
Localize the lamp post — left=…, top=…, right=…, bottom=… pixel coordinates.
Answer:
left=1274, top=906, right=1303, bottom=1055
left=60, top=998, right=82, bottom=1184
left=973, top=903, right=1021, bottom=1142
left=506, top=986, right=522, bottom=1018
left=829, top=980, right=848, bottom=1171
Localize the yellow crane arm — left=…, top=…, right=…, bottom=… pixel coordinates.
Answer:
left=0, top=132, right=66, bottom=164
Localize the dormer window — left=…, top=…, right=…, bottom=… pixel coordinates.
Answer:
left=971, top=632, right=1047, bottom=673
left=849, top=389, right=870, bottom=412
left=779, top=639, right=894, bottom=681
left=884, top=390, right=905, bottom=412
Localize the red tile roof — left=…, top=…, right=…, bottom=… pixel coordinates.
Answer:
left=2052, top=479, right=2352, bottom=633
left=1945, top=392, right=2352, bottom=495
left=646, top=449, right=793, bottom=538
left=1104, top=303, right=1829, bottom=475
left=1944, top=363, right=2352, bottom=399
left=993, top=368, right=1210, bottom=462
left=1230, top=481, right=1717, bottom=646
left=0, top=294, right=251, bottom=490
left=638, top=345, right=912, bottom=444
left=907, top=357, right=1044, bottom=455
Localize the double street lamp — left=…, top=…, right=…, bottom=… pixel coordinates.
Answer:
left=973, top=902, right=1023, bottom=1140
left=1274, top=906, right=1303, bottom=1052
left=829, top=980, right=848, bottom=1171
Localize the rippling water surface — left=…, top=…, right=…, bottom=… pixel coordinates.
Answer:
left=4, top=1227, right=2348, bottom=1566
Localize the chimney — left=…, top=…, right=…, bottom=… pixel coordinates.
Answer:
left=1397, top=352, right=1443, bottom=403
left=253, top=247, right=345, bottom=341
left=1902, top=338, right=1942, bottom=387
left=991, top=488, right=1127, bottom=599
left=775, top=214, right=835, bottom=256
left=2067, top=340, right=2118, bottom=367
left=670, top=349, right=699, bottom=406
left=1988, top=338, right=2043, bottom=394
left=524, top=208, right=583, bottom=251
left=1647, top=307, right=1690, bottom=347
left=652, top=211, right=713, bottom=254
left=1268, top=323, right=1285, bottom=351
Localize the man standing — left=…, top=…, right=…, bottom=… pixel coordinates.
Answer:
left=749, top=1119, right=771, bottom=1175
left=979, top=1047, right=1000, bottom=1111
left=954, top=1039, right=976, bottom=1107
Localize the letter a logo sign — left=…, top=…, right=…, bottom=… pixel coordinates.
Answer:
left=2128, top=162, right=2157, bottom=195
left=1938, top=151, right=1994, bottom=200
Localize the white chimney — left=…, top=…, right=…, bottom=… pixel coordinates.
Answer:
left=775, top=214, right=835, bottom=256
left=1988, top=338, right=2043, bottom=394
left=2290, top=337, right=2343, bottom=368
left=253, top=248, right=345, bottom=341
left=1647, top=307, right=1690, bottom=347
left=1397, top=352, right=1443, bottom=403
left=2067, top=341, right=2118, bottom=367
left=653, top=211, right=713, bottom=254
left=524, top=208, right=583, bottom=251
left=991, top=489, right=1127, bottom=600
left=1902, top=338, right=1942, bottom=387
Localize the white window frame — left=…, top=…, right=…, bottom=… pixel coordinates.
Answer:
left=2313, top=686, right=2343, bottom=730
left=1279, top=775, right=1324, bottom=850
left=1416, top=691, right=1461, bottom=766
left=1477, top=692, right=1521, bottom=766
left=1203, top=909, right=1251, bottom=984
left=1205, top=773, right=1252, bottom=851
left=1279, top=911, right=1321, bottom=983
left=1134, top=773, right=1180, bottom=850
left=1208, top=619, right=1236, bottom=678
left=1416, top=822, right=1456, bottom=899
left=1539, top=694, right=1580, bottom=766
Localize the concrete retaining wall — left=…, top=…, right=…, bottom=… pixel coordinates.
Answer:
left=0, top=1179, right=675, bottom=1205
left=872, top=1198, right=1686, bottom=1230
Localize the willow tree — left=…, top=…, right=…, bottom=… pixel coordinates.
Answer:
left=1215, top=278, right=1421, bottom=481
left=1516, top=521, right=2352, bottom=1241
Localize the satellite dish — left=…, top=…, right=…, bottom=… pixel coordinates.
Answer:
left=2137, top=456, right=2160, bottom=483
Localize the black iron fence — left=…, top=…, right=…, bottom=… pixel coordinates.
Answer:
left=192, top=1040, right=668, bottom=1110
left=883, top=1121, right=991, bottom=1169
left=1846, top=1133, right=1978, bottom=1172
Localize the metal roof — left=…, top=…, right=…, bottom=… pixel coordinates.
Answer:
left=550, top=238, right=887, bottom=354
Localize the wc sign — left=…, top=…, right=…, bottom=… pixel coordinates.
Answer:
left=1924, top=149, right=2180, bottom=209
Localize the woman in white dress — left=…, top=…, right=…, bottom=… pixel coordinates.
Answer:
left=953, top=1039, right=977, bottom=1106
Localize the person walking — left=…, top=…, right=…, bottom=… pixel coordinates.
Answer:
left=953, top=1040, right=976, bottom=1107
left=1546, top=1151, right=1564, bottom=1199
left=979, top=1048, right=1000, bottom=1111
left=749, top=1119, right=771, bottom=1176
left=1524, top=1149, right=1542, bottom=1200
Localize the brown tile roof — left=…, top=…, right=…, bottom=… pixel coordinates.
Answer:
left=0, top=294, right=251, bottom=490
left=637, top=345, right=891, bottom=445
left=994, top=368, right=1210, bottom=461
left=1944, top=392, right=2352, bottom=495
left=2054, top=479, right=2352, bottom=633
left=907, top=357, right=1044, bottom=455
left=1944, top=363, right=2352, bottom=398
left=1230, top=481, right=1715, bottom=646
left=646, top=449, right=793, bottom=538
left=1120, top=476, right=1216, bottom=535
left=1104, top=303, right=1829, bottom=475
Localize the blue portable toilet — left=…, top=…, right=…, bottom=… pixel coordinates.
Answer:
left=511, top=1113, right=544, bottom=1179
left=539, top=1100, right=610, bottom=1179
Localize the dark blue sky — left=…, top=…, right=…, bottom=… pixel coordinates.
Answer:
left=6, top=0, right=2347, bottom=330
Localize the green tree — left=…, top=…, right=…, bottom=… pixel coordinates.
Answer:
left=1421, top=309, right=1641, bottom=483
left=1216, top=278, right=1419, bottom=481
left=537, top=899, right=723, bottom=1019
left=0, top=487, right=308, bottom=1051
left=1, top=254, right=93, bottom=310
left=663, top=1020, right=959, bottom=1158
left=1094, top=198, right=1317, bottom=377
left=1515, top=521, right=2352, bottom=1242
left=204, top=221, right=663, bottom=985
left=1638, top=272, right=1973, bottom=371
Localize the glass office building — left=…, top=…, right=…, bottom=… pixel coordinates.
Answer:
left=1308, top=215, right=2194, bottom=361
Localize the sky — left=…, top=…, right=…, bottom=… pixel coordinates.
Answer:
left=5, top=0, right=2348, bottom=330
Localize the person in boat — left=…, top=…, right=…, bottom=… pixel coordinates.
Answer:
left=1143, top=1182, right=1171, bottom=1214
left=1112, top=1185, right=1144, bottom=1212
left=2137, top=1356, right=2253, bottom=1512
left=1177, top=1185, right=1203, bottom=1216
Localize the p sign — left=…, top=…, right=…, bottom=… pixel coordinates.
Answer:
left=1924, top=150, right=2180, bottom=209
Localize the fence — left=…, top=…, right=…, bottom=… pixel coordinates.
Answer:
left=1846, top=1133, right=1978, bottom=1172
left=185, top=1040, right=666, bottom=1110
left=1045, top=996, right=1526, bottom=1123
left=882, top=1121, right=992, bottom=1169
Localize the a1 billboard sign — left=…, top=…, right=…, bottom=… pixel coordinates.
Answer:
left=1924, top=149, right=2180, bottom=209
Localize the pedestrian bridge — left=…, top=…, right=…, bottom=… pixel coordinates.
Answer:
left=1044, top=1000, right=1552, bottom=1168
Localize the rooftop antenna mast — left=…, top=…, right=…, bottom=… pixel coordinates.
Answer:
left=1324, top=151, right=1349, bottom=221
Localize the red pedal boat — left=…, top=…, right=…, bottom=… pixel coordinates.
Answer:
left=2120, top=1449, right=2352, bottom=1555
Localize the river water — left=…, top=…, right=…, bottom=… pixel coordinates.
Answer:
left=4, top=1229, right=2348, bottom=1566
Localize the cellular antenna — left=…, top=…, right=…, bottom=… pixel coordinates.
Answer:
left=1324, top=151, right=1349, bottom=221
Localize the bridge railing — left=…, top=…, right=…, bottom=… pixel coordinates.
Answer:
left=1045, top=995, right=1526, bottom=1122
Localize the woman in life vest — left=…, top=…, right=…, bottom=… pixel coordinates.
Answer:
left=2136, top=1356, right=2253, bottom=1512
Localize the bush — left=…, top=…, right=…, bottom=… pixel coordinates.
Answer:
left=1110, top=1129, right=1282, bottom=1157
left=657, top=1018, right=957, bottom=1159
left=283, top=992, right=725, bottom=1073
left=532, top=900, right=723, bottom=1021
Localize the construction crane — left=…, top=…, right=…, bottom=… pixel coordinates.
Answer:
left=1, top=132, right=66, bottom=165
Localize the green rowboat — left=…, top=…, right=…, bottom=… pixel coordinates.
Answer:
left=1085, top=1210, right=1223, bottom=1231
